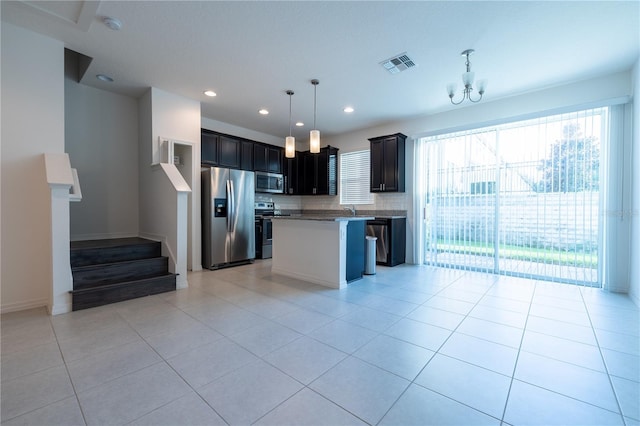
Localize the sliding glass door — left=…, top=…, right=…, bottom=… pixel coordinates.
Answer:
left=423, top=129, right=499, bottom=272
left=420, top=108, right=606, bottom=287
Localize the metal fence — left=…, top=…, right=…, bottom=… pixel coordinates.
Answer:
left=425, top=192, right=599, bottom=285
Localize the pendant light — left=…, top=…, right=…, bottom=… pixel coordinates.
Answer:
left=309, top=79, right=320, bottom=153
left=285, top=90, right=295, bottom=158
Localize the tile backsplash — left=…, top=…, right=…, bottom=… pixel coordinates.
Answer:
left=258, top=193, right=409, bottom=216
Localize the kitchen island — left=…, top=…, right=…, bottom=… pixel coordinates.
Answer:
left=271, top=215, right=374, bottom=289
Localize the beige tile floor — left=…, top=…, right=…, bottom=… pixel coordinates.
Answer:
left=1, top=260, right=639, bottom=425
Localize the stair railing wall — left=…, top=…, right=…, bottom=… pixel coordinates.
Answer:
left=139, top=163, right=191, bottom=289
left=44, top=153, right=76, bottom=315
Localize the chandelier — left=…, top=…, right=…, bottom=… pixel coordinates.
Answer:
left=447, top=49, right=487, bottom=105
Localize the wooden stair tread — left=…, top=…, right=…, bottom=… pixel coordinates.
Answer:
left=69, top=237, right=176, bottom=311
left=70, top=274, right=177, bottom=295
left=70, top=238, right=162, bottom=268
left=71, top=274, right=176, bottom=311
left=71, top=237, right=156, bottom=250
left=71, top=256, right=168, bottom=272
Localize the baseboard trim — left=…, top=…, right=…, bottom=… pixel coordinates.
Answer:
left=1, top=298, right=49, bottom=315
left=176, top=275, right=189, bottom=289
left=49, top=301, right=72, bottom=316
left=271, top=267, right=345, bottom=289
left=629, top=288, right=640, bottom=309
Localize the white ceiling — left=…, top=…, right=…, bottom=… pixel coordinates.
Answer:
left=3, top=1, right=639, bottom=140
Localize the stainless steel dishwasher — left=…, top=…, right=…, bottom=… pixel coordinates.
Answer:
left=366, top=219, right=389, bottom=264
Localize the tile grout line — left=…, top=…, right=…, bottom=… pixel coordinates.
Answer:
left=169, top=273, right=377, bottom=425
left=496, top=283, right=631, bottom=423
left=115, top=307, right=233, bottom=426
left=167, top=291, right=323, bottom=426
left=5, top=265, right=637, bottom=425
left=47, top=314, right=90, bottom=426
left=121, top=357, right=233, bottom=426
left=7, top=302, right=353, bottom=426
left=579, top=287, right=628, bottom=426
left=338, top=274, right=472, bottom=425
left=497, top=278, right=538, bottom=425
left=189, top=269, right=376, bottom=425
left=374, top=270, right=506, bottom=425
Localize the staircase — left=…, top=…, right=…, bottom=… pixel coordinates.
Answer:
left=70, top=237, right=176, bottom=311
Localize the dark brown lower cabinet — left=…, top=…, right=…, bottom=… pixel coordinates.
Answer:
left=346, top=220, right=366, bottom=282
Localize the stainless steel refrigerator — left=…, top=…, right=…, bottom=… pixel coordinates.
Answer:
left=202, top=167, right=255, bottom=269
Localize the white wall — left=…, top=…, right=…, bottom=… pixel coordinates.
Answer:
left=139, top=88, right=201, bottom=272
left=202, top=117, right=282, bottom=147
left=326, top=72, right=632, bottom=151
left=630, top=59, right=640, bottom=307
left=65, top=79, right=139, bottom=240
left=1, top=23, right=65, bottom=313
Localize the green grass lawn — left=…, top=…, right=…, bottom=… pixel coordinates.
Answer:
left=432, top=240, right=597, bottom=268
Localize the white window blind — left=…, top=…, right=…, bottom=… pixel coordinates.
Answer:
left=340, top=150, right=374, bottom=205
left=416, top=107, right=610, bottom=287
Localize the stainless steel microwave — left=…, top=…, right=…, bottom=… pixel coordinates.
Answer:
left=255, top=171, right=284, bottom=193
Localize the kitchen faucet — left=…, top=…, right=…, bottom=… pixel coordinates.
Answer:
left=343, top=205, right=356, bottom=216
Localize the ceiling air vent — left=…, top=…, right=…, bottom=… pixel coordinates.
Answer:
left=380, top=52, right=416, bottom=74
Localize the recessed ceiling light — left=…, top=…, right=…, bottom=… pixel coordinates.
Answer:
left=296, top=122, right=304, bottom=127
left=204, top=90, right=217, bottom=97
left=96, top=74, right=113, bottom=82
left=258, top=109, right=269, bottom=115
left=343, top=106, right=354, bottom=113
left=102, top=16, right=122, bottom=31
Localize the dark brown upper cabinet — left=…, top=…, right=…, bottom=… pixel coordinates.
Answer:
left=369, top=133, right=406, bottom=193
left=240, top=140, right=254, bottom=171
left=202, top=129, right=283, bottom=175
left=254, top=143, right=283, bottom=174
left=283, top=156, right=298, bottom=195
left=298, top=146, right=338, bottom=195
left=201, top=130, right=242, bottom=169
left=218, top=135, right=241, bottom=169
left=201, top=129, right=219, bottom=166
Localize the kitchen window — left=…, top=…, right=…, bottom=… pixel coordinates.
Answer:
left=340, top=150, right=374, bottom=205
